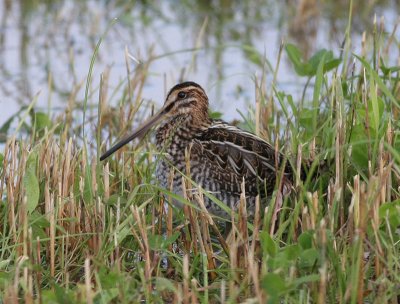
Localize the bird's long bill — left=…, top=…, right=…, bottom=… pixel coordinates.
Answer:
left=100, top=107, right=166, bottom=161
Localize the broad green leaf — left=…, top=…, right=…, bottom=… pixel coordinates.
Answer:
left=298, top=248, right=319, bottom=269
left=286, top=44, right=309, bottom=76
left=281, top=244, right=301, bottom=260
left=0, top=115, right=16, bottom=142
left=286, top=45, right=340, bottom=77
left=23, top=168, right=39, bottom=213
left=54, top=282, right=74, bottom=304
left=154, top=277, right=178, bottom=293
left=95, top=289, right=119, bottom=303
left=34, top=112, right=52, bottom=131
left=209, top=111, right=223, bottom=120
left=298, top=231, right=313, bottom=249
left=308, top=49, right=331, bottom=72
left=260, top=231, right=278, bottom=257
left=30, top=210, right=50, bottom=240
left=261, top=273, right=287, bottom=297
left=242, top=45, right=273, bottom=69
left=243, top=45, right=264, bottom=67
left=98, top=268, right=124, bottom=289
left=26, top=149, right=38, bottom=171
left=349, top=124, right=369, bottom=168
left=379, top=200, right=400, bottom=228
left=324, top=58, right=341, bottom=72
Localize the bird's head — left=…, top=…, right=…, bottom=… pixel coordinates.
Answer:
left=162, top=81, right=209, bottom=119
left=100, top=81, right=209, bottom=161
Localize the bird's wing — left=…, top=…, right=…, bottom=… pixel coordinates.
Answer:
left=191, top=121, right=293, bottom=196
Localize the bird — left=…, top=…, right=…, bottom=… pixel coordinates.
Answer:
left=100, top=81, right=295, bottom=218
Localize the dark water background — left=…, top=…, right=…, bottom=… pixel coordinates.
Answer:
left=0, top=0, right=398, bottom=127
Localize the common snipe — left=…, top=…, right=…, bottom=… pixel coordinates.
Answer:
left=101, top=82, right=295, bottom=217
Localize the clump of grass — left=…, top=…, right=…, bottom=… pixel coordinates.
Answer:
left=0, top=15, right=399, bottom=304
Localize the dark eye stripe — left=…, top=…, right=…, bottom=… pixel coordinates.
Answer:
left=163, top=102, right=174, bottom=113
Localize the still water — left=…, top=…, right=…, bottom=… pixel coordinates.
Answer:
left=0, top=0, right=398, bottom=129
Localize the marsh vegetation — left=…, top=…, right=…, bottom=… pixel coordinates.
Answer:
left=0, top=0, right=399, bottom=303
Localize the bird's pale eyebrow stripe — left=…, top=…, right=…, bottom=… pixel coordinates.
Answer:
left=166, top=82, right=204, bottom=99
left=180, top=100, right=196, bottom=108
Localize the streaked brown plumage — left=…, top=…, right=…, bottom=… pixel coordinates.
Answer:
left=100, top=81, right=295, bottom=217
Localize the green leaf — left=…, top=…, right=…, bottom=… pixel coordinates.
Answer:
left=379, top=200, right=400, bottom=228
left=369, top=73, right=380, bottom=134
left=291, top=274, right=321, bottom=287
left=275, top=91, right=290, bottom=120
left=0, top=259, right=11, bottom=270
left=286, top=94, right=298, bottom=117
left=312, top=52, right=327, bottom=132
left=308, top=49, right=331, bottom=72
left=281, top=244, right=301, bottom=260
left=105, top=194, right=128, bottom=206
left=243, top=46, right=264, bottom=67
left=298, top=108, right=315, bottom=139
left=349, top=124, right=369, bottom=168
left=286, top=45, right=341, bottom=77
left=30, top=211, right=50, bottom=240
left=148, top=232, right=180, bottom=250
left=242, top=45, right=272, bottom=68
left=298, top=231, right=313, bottom=249
left=34, top=112, right=52, bottom=131
left=260, top=231, right=278, bottom=257
left=268, top=245, right=300, bottom=270
left=23, top=168, right=40, bottom=213
left=154, top=277, right=178, bottom=293
left=324, top=58, right=341, bottom=72
left=0, top=115, right=16, bottom=142
left=95, top=289, right=119, bottom=303
left=261, top=273, right=287, bottom=298
left=208, top=111, right=223, bottom=120
left=355, top=55, right=400, bottom=109
left=0, top=272, right=11, bottom=287
left=285, top=44, right=309, bottom=76
left=98, top=268, right=124, bottom=289
left=308, top=50, right=340, bottom=74
left=26, top=149, right=38, bottom=171
left=54, top=282, right=74, bottom=304
left=298, top=248, right=319, bottom=269
left=83, top=157, right=93, bottom=204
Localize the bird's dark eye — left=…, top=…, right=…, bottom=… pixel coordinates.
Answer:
left=177, top=91, right=187, bottom=99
